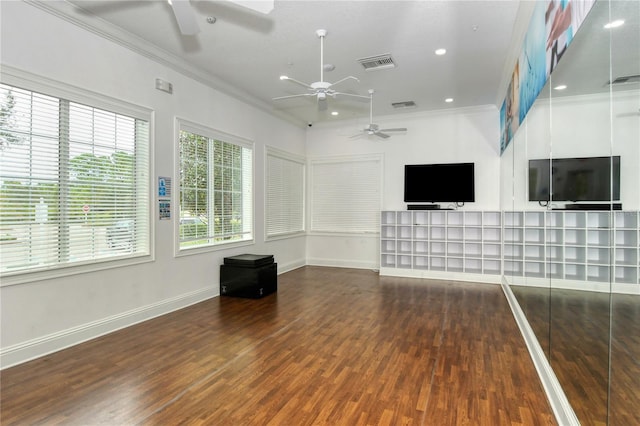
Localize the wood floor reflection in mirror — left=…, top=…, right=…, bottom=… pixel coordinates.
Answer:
left=0, top=267, right=556, bottom=425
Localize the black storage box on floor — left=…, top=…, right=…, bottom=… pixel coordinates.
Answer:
left=220, top=254, right=277, bottom=298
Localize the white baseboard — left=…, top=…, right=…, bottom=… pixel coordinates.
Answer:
left=277, top=259, right=306, bottom=274
left=305, top=257, right=378, bottom=270
left=500, top=279, right=579, bottom=426
left=1, top=287, right=217, bottom=370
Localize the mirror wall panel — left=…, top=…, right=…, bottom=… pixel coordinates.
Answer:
left=609, top=0, right=640, bottom=423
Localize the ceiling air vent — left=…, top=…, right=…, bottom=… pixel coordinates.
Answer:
left=392, top=101, right=417, bottom=109
left=608, top=74, right=640, bottom=85
left=357, top=54, right=396, bottom=71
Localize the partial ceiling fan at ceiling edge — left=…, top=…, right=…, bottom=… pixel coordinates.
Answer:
left=351, top=89, right=407, bottom=139
left=168, top=0, right=274, bottom=36
left=273, top=29, right=370, bottom=112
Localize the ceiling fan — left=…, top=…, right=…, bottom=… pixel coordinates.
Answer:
left=168, top=0, right=274, bottom=35
left=351, top=89, right=407, bottom=139
left=273, top=29, right=369, bottom=111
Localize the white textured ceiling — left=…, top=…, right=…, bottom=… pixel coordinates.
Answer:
left=58, top=0, right=524, bottom=125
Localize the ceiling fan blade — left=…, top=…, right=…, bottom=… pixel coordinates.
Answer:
left=379, top=128, right=408, bottom=132
left=334, top=91, right=370, bottom=102
left=349, top=133, right=364, bottom=139
left=229, top=0, right=274, bottom=14
left=375, top=132, right=391, bottom=139
left=169, top=0, right=200, bottom=35
left=272, top=93, right=314, bottom=101
left=280, top=76, right=313, bottom=90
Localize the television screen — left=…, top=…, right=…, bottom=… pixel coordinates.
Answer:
left=404, top=163, right=475, bottom=203
left=529, top=156, right=620, bottom=202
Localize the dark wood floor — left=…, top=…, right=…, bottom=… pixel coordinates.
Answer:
left=512, top=286, right=640, bottom=426
left=1, top=267, right=556, bottom=425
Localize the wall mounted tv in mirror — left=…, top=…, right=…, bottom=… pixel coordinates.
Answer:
left=529, top=156, right=620, bottom=202
left=404, top=163, right=475, bottom=203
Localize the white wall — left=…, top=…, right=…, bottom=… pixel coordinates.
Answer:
left=0, top=1, right=306, bottom=367
left=305, top=106, right=501, bottom=269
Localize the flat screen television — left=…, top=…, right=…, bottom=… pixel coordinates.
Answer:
left=529, top=156, right=620, bottom=202
left=404, top=163, right=475, bottom=203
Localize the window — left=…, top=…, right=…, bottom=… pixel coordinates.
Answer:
left=0, top=82, right=150, bottom=277
left=310, top=155, right=382, bottom=233
left=265, top=147, right=305, bottom=238
left=178, top=121, right=253, bottom=250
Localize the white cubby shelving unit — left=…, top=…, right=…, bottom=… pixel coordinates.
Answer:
left=381, top=210, right=640, bottom=293
left=380, top=210, right=502, bottom=283
left=503, top=210, right=640, bottom=294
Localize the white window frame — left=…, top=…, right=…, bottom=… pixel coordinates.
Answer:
left=309, top=154, right=383, bottom=235
left=0, top=66, right=154, bottom=286
left=265, top=146, right=306, bottom=240
left=174, top=118, right=254, bottom=256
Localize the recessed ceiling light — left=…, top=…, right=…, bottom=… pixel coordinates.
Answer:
left=445, top=98, right=454, bottom=103
left=435, top=48, right=447, bottom=56
left=604, top=20, right=625, bottom=29
left=554, top=84, right=567, bottom=90
left=331, top=111, right=339, bottom=116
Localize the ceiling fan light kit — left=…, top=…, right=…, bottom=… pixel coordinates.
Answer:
left=273, top=29, right=370, bottom=112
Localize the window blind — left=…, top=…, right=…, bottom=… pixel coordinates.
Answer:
left=310, top=155, right=382, bottom=233
left=266, top=148, right=304, bottom=237
left=0, top=83, right=150, bottom=275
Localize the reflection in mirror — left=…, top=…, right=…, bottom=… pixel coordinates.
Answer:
left=609, top=0, right=640, bottom=424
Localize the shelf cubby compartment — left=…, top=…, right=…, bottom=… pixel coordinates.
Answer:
left=397, top=255, right=412, bottom=269
left=413, top=241, right=429, bottom=255
left=548, top=262, right=564, bottom=279
left=615, top=229, right=638, bottom=247
left=381, top=239, right=396, bottom=253
left=565, top=229, right=586, bottom=245
left=546, top=229, right=563, bottom=244
left=447, top=211, right=464, bottom=226
left=430, top=242, right=446, bottom=256
left=503, top=243, right=523, bottom=259
left=446, top=257, right=464, bottom=272
left=614, top=266, right=638, bottom=284
left=546, top=211, right=564, bottom=228
left=430, top=226, right=446, bottom=240
left=413, top=256, right=429, bottom=270
left=615, top=248, right=638, bottom=266
left=447, top=227, right=464, bottom=241
left=504, top=260, right=524, bottom=276
left=447, top=242, right=463, bottom=256
left=587, top=265, right=611, bottom=282
left=587, top=229, right=611, bottom=247
left=464, top=243, right=482, bottom=257
left=464, top=258, right=482, bottom=274
left=483, top=212, right=501, bottom=227
left=429, top=211, right=446, bottom=225
left=483, top=243, right=501, bottom=259
left=398, top=240, right=412, bottom=254
left=380, top=254, right=396, bottom=268
left=397, top=226, right=412, bottom=240
left=413, top=226, right=429, bottom=240
left=504, top=227, right=523, bottom=243
left=465, top=212, right=482, bottom=226
left=565, top=246, right=586, bottom=263
left=483, top=259, right=501, bottom=275
left=525, top=212, right=545, bottom=227
left=525, top=261, right=545, bottom=278
left=587, top=247, right=611, bottom=264
left=504, top=211, right=523, bottom=227
left=587, top=211, right=611, bottom=229
left=546, top=245, right=563, bottom=262
left=524, top=228, right=544, bottom=244
left=524, top=244, right=545, bottom=261
left=381, top=211, right=396, bottom=225
left=413, top=211, right=429, bottom=225
left=465, top=227, right=482, bottom=242
left=381, top=226, right=396, bottom=239
left=614, top=211, right=638, bottom=229
left=430, top=256, right=446, bottom=271
left=483, top=227, right=501, bottom=243
left=564, top=211, right=587, bottom=228
left=398, top=211, right=413, bottom=225
left=564, top=263, right=586, bottom=281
